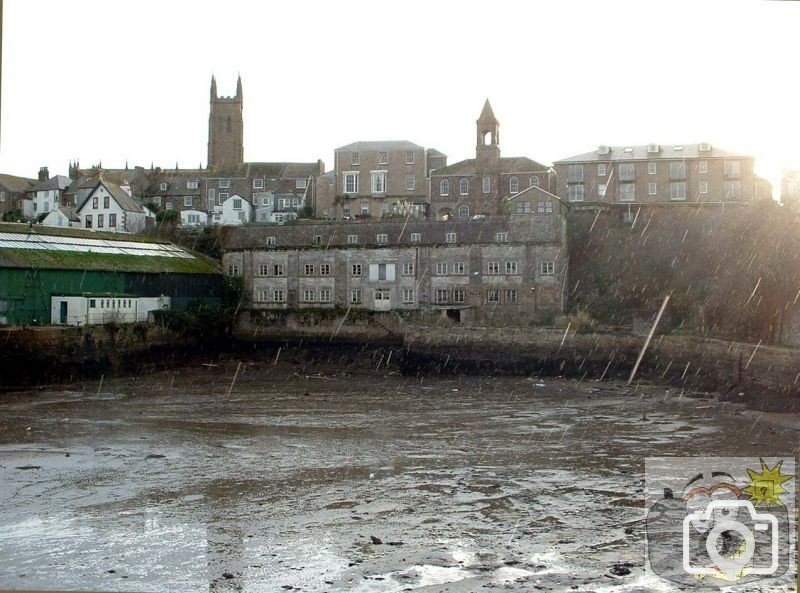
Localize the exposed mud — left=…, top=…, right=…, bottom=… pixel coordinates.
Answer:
left=0, top=360, right=797, bottom=592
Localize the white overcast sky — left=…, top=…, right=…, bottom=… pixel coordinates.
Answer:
left=2, top=0, right=798, bottom=193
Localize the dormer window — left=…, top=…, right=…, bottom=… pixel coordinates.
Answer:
left=647, top=143, right=659, bottom=153
left=253, top=178, right=264, bottom=189
left=624, top=147, right=634, bottom=153
left=673, top=146, right=683, bottom=151
left=187, top=180, right=199, bottom=189
left=160, top=182, right=168, bottom=191
left=699, top=142, right=712, bottom=152
left=597, top=145, right=610, bottom=155
left=219, top=178, right=231, bottom=189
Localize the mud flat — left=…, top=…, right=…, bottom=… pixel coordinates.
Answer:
left=0, top=361, right=797, bottom=592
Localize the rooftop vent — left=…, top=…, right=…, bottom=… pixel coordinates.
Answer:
left=647, top=143, right=659, bottom=153
left=673, top=146, right=683, bottom=151
left=597, top=145, right=610, bottom=155
left=699, top=142, right=712, bottom=152
left=624, top=147, right=633, bottom=153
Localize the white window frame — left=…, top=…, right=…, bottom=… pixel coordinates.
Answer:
left=648, top=182, right=657, bottom=196
left=371, top=171, right=387, bottom=194
left=303, top=290, right=316, bottom=303
left=619, top=184, right=635, bottom=202
left=699, top=180, right=708, bottom=194
left=505, top=261, right=518, bottom=274
left=540, top=261, right=555, bottom=275
left=219, top=179, right=230, bottom=189
left=347, top=234, right=359, bottom=245
left=376, top=233, right=388, bottom=245
left=487, top=261, right=500, bottom=275
left=648, top=162, right=657, bottom=175
left=410, top=233, right=421, bottom=243
left=406, top=151, right=415, bottom=164
left=402, top=288, right=415, bottom=304
left=378, top=151, right=388, bottom=165
left=351, top=152, right=360, bottom=166
left=402, top=262, right=414, bottom=276
left=266, top=236, right=276, bottom=246
left=567, top=185, right=584, bottom=202
left=436, top=262, right=448, bottom=275
left=487, top=289, right=500, bottom=304
left=320, top=289, right=331, bottom=304
left=344, top=172, right=359, bottom=194
left=453, top=262, right=465, bottom=275
left=435, top=289, right=449, bottom=304
left=496, top=232, right=508, bottom=243
left=258, top=264, right=269, bottom=276
left=699, top=160, right=708, bottom=174
left=351, top=288, right=362, bottom=304
left=184, top=196, right=193, bottom=207
left=670, top=181, right=686, bottom=201
left=509, top=176, right=519, bottom=194
left=273, top=290, right=285, bottom=303
left=482, top=176, right=491, bottom=193
left=405, top=174, right=415, bottom=191
left=187, top=180, right=199, bottom=189
left=597, top=164, right=607, bottom=177
left=440, top=179, right=449, bottom=196
left=445, top=232, right=456, bottom=244
left=459, top=178, right=469, bottom=195
left=304, top=263, right=315, bottom=276
left=253, top=178, right=264, bottom=189
left=598, top=183, right=607, bottom=199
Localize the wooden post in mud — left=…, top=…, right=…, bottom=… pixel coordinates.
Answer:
left=628, top=295, right=670, bottom=386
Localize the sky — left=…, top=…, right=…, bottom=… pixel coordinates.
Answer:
left=2, top=0, right=799, bottom=196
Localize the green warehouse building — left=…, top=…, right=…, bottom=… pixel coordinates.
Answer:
left=0, top=224, right=222, bottom=326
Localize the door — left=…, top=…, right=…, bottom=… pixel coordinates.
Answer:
left=60, top=301, right=68, bottom=324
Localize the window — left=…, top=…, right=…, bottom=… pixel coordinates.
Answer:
left=352, top=264, right=362, bottom=276
left=371, top=171, right=387, bottom=193
left=406, top=151, right=415, bottom=164
left=406, top=174, right=415, bottom=191
left=253, top=179, right=264, bottom=189
left=351, top=289, right=362, bottom=304
left=219, top=179, right=230, bottom=189
left=109, top=214, right=116, bottom=227
left=446, top=232, right=457, bottom=244
left=459, top=179, right=469, bottom=195
left=273, top=264, right=285, bottom=276
left=219, top=192, right=229, bottom=202
left=375, top=288, right=390, bottom=301
left=567, top=164, right=584, bottom=183
left=266, top=236, right=276, bottom=246
left=435, top=289, right=449, bottom=304
left=670, top=182, right=686, bottom=201
left=292, top=197, right=299, bottom=207
left=699, top=160, right=708, bottom=174
left=567, top=185, right=584, bottom=202
left=482, top=176, right=491, bottom=193
left=351, top=152, right=360, bottom=166
left=487, top=290, right=500, bottom=304
left=540, top=261, right=555, bottom=275
left=597, top=164, right=607, bottom=177
left=347, top=234, right=359, bottom=245
left=256, top=290, right=269, bottom=302
left=153, top=196, right=162, bottom=206
left=187, top=180, right=199, bottom=189
left=724, top=160, right=741, bottom=178
left=402, top=288, right=415, bottom=304
left=725, top=180, right=742, bottom=199
left=258, top=264, right=269, bottom=276
left=505, top=261, right=518, bottom=274
left=453, top=262, right=465, bottom=275
left=166, top=202, right=174, bottom=210
left=530, top=175, right=540, bottom=187
left=160, top=182, right=168, bottom=191
left=378, top=151, right=388, bottom=164
left=93, top=196, right=98, bottom=209
left=509, top=176, right=519, bottom=194
left=344, top=172, right=359, bottom=193
left=273, top=290, right=285, bottom=303
left=619, top=184, right=635, bottom=202
left=97, top=214, right=104, bottom=228
left=208, top=189, right=216, bottom=204
left=504, top=289, right=518, bottom=304
left=647, top=183, right=656, bottom=196
left=669, top=161, right=686, bottom=180
left=303, top=290, right=316, bottom=303
left=85, top=215, right=92, bottom=228
left=537, top=201, right=553, bottom=213
left=496, top=232, right=508, bottom=243
left=184, top=196, right=193, bottom=207
left=320, top=289, right=331, bottom=304
left=228, top=264, right=239, bottom=276
left=699, top=180, right=708, bottom=194
left=648, top=162, right=657, bottom=175
left=320, top=263, right=331, bottom=275
left=312, top=235, right=322, bottom=246
left=487, top=261, right=500, bottom=275
left=436, top=262, right=448, bottom=275
left=232, top=198, right=243, bottom=210
left=516, top=201, right=532, bottom=214
left=440, top=179, right=450, bottom=196
left=402, top=262, right=414, bottom=276
left=103, top=196, right=110, bottom=208
left=457, top=204, right=469, bottom=220
left=619, top=163, right=635, bottom=181
left=304, top=264, right=315, bottom=276
left=410, top=233, right=421, bottom=243
left=598, top=183, right=607, bottom=199
left=453, top=289, right=466, bottom=304
left=360, top=201, right=370, bottom=215
left=89, top=299, right=96, bottom=308
left=296, top=178, right=307, bottom=189
left=376, top=233, right=388, bottom=244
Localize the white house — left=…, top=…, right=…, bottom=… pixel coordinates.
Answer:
left=50, top=295, right=171, bottom=326
left=76, top=180, right=150, bottom=233
left=25, top=175, right=70, bottom=220
left=42, top=206, right=80, bottom=228
left=219, top=194, right=253, bottom=225
left=180, top=209, right=209, bottom=227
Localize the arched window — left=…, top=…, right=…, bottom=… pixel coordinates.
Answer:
left=440, top=179, right=450, bottom=196
left=509, top=176, right=519, bottom=194
left=530, top=175, right=539, bottom=187
left=459, top=178, right=469, bottom=195
left=458, top=204, right=470, bottom=220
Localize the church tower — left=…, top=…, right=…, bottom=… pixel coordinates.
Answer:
left=475, top=99, right=500, bottom=174
left=207, top=75, right=244, bottom=170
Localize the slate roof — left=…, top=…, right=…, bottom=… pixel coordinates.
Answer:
left=29, top=175, right=71, bottom=193
left=426, top=148, right=447, bottom=157
left=53, top=206, right=80, bottom=222
left=554, top=144, right=749, bottom=164
left=335, top=140, right=424, bottom=152
left=0, top=174, right=36, bottom=192
left=431, top=157, right=551, bottom=177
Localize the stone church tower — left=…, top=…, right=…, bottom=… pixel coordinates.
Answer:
left=475, top=99, right=500, bottom=174
left=207, top=75, right=244, bottom=170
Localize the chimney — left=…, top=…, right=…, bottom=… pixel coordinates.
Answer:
left=38, top=166, right=50, bottom=181
left=317, top=159, right=325, bottom=176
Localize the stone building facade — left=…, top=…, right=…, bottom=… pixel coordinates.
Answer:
left=429, top=100, right=553, bottom=221
left=207, top=75, right=244, bottom=170
left=553, top=144, right=759, bottom=208
left=220, top=199, right=568, bottom=324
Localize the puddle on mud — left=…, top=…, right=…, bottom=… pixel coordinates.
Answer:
left=0, top=366, right=797, bottom=592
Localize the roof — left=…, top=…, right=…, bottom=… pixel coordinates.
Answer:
left=209, top=161, right=320, bottom=179
left=478, top=99, right=498, bottom=124
left=335, top=140, right=424, bottom=152
left=79, top=181, right=145, bottom=213
left=29, top=175, right=71, bottom=193
left=431, top=157, right=551, bottom=177
left=426, top=148, right=447, bottom=158
left=51, top=206, right=80, bottom=222
left=554, top=144, right=750, bottom=164
left=0, top=174, right=36, bottom=193
left=507, top=184, right=569, bottom=209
